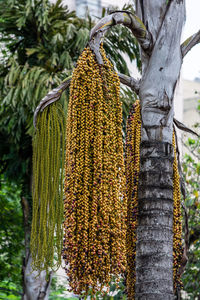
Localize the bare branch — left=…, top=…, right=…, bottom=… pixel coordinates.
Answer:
left=173, top=118, right=199, bottom=138
left=33, top=71, right=140, bottom=129
left=33, top=76, right=71, bottom=128
left=118, top=73, right=140, bottom=94
left=89, top=11, right=152, bottom=64
left=182, top=139, right=200, bottom=160
left=181, top=30, right=200, bottom=57
left=33, top=72, right=140, bottom=129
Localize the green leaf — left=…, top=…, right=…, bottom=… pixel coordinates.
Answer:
left=188, top=137, right=195, bottom=145
left=26, top=48, right=39, bottom=56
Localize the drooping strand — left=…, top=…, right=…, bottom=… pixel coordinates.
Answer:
left=63, top=46, right=127, bottom=296
left=172, top=132, right=183, bottom=291
left=30, top=101, right=65, bottom=274
left=125, top=100, right=141, bottom=299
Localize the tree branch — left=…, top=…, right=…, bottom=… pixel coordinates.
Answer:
left=182, top=139, right=200, bottom=160
left=33, top=73, right=140, bottom=128
left=33, top=76, right=71, bottom=128
left=181, top=30, right=200, bottom=57
left=89, top=11, right=152, bottom=64
left=118, top=73, right=140, bottom=94
left=173, top=118, right=199, bottom=138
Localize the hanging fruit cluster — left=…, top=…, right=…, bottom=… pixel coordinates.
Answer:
left=63, top=46, right=127, bottom=295
left=125, top=100, right=141, bottom=299
left=31, top=102, right=65, bottom=274
left=125, top=101, right=183, bottom=299
left=172, top=132, right=184, bottom=291
left=30, top=40, right=184, bottom=299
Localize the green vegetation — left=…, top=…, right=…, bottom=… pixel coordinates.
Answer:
left=0, top=177, right=23, bottom=299
left=182, top=104, right=200, bottom=299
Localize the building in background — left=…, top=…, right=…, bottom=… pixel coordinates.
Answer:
left=76, top=0, right=101, bottom=18
left=174, top=78, right=200, bottom=155
left=66, top=0, right=101, bottom=18
left=183, top=79, right=200, bottom=127
left=65, top=0, right=133, bottom=17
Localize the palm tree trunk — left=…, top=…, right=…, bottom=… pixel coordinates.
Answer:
left=135, top=1, right=185, bottom=298
left=136, top=141, right=174, bottom=298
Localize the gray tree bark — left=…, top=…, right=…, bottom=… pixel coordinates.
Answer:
left=22, top=253, right=52, bottom=300
left=135, top=1, right=185, bottom=299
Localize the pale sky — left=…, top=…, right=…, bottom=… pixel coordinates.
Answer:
left=182, top=0, right=200, bottom=80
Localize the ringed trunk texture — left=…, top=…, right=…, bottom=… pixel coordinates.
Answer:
left=135, top=0, right=185, bottom=298
left=136, top=142, right=174, bottom=299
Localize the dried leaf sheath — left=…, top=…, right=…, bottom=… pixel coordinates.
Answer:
left=63, top=46, right=127, bottom=295
left=30, top=102, right=65, bottom=273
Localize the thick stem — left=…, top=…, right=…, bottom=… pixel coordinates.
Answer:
left=118, top=73, right=140, bottom=94
left=181, top=30, right=200, bottom=57
left=90, top=11, right=151, bottom=51
left=89, top=11, right=151, bottom=65
left=33, top=77, right=71, bottom=128
left=136, top=141, right=174, bottom=299
left=134, top=1, right=185, bottom=298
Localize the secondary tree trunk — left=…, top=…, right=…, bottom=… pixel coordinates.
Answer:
left=135, top=1, right=185, bottom=298
left=22, top=252, right=52, bottom=300
left=21, top=197, right=52, bottom=300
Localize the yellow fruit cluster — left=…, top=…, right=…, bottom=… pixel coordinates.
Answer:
left=125, top=100, right=141, bottom=299
left=31, top=102, right=65, bottom=274
left=63, top=46, right=127, bottom=296
left=172, top=133, right=183, bottom=291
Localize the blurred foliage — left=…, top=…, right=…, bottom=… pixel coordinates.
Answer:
left=94, top=277, right=127, bottom=299
left=0, top=282, right=21, bottom=300
left=0, top=176, right=23, bottom=298
left=49, top=276, right=77, bottom=300
left=49, top=275, right=127, bottom=299
left=181, top=102, right=200, bottom=299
